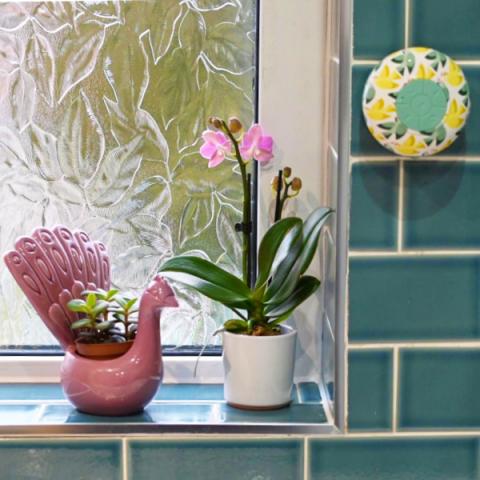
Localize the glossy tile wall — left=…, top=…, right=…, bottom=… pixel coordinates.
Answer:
left=348, top=0, right=480, bottom=434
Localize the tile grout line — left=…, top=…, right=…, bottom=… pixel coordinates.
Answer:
left=392, top=347, right=400, bottom=432
left=122, top=438, right=129, bottom=480
left=352, top=59, right=480, bottom=67
left=349, top=250, right=480, bottom=257
left=303, top=438, right=310, bottom=480
left=348, top=341, right=480, bottom=349
left=404, top=0, right=410, bottom=49
left=351, top=156, right=480, bottom=163
left=397, top=160, right=404, bottom=252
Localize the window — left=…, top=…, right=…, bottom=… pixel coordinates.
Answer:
left=0, top=0, right=345, bottom=431
left=0, top=0, right=256, bottom=351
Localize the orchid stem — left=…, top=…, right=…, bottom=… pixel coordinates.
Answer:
left=221, top=121, right=252, bottom=291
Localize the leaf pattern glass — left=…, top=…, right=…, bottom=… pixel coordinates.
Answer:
left=0, top=1, right=255, bottom=348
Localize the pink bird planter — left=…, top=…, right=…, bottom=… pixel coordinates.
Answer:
left=4, top=226, right=178, bottom=416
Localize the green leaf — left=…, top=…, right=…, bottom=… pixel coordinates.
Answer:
left=224, top=319, right=248, bottom=333
left=96, top=321, right=115, bottom=331
left=426, top=51, right=437, bottom=60
left=125, top=298, right=138, bottom=310
left=392, top=54, right=404, bottom=63
left=114, top=296, right=127, bottom=308
left=255, top=217, right=302, bottom=289
left=365, top=85, right=375, bottom=103
left=67, top=299, right=88, bottom=313
left=459, top=84, right=469, bottom=96
left=406, top=52, right=415, bottom=72
left=266, top=276, right=320, bottom=318
left=379, top=122, right=395, bottom=130
left=435, top=125, right=446, bottom=144
left=86, top=292, right=96, bottom=309
left=266, top=207, right=332, bottom=305
left=395, top=122, right=407, bottom=139
left=106, top=289, right=119, bottom=299
left=297, top=207, right=333, bottom=275
left=82, top=289, right=105, bottom=297
left=92, top=301, right=109, bottom=317
left=159, top=256, right=252, bottom=308
left=71, top=318, right=92, bottom=330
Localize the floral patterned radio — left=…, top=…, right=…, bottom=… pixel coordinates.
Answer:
left=362, top=47, right=470, bottom=157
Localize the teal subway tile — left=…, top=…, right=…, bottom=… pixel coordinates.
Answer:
left=155, top=383, right=224, bottom=401
left=411, top=0, right=480, bottom=59
left=354, top=0, right=405, bottom=59
left=400, top=349, right=480, bottom=428
left=128, top=439, right=304, bottom=480
left=309, top=438, right=477, bottom=479
left=349, top=257, right=480, bottom=340
left=0, top=440, right=121, bottom=480
left=0, top=384, right=64, bottom=400
left=405, top=162, right=480, bottom=248
left=38, top=402, right=326, bottom=425
left=0, top=384, right=222, bottom=402
left=348, top=350, right=392, bottom=431
left=351, top=66, right=396, bottom=156
left=350, top=163, right=398, bottom=249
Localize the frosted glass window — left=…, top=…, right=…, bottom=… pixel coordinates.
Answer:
left=0, top=1, right=255, bottom=348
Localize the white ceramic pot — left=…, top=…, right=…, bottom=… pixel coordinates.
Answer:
left=222, top=325, right=297, bottom=410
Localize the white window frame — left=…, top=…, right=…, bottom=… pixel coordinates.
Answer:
left=0, top=0, right=341, bottom=388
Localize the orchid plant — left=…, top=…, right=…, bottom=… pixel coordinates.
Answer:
left=159, top=117, right=332, bottom=336
left=200, top=117, right=273, bottom=284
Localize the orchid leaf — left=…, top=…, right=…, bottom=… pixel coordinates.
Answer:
left=255, top=217, right=302, bottom=289
left=224, top=319, right=248, bottom=333
left=265, top=207, right=332, bottom=305
left=159, top=256, right=252, bottom=308
left=266, top=276, right=320, bottom=318
left=160, top=272, right=252, bottom=309
left=159, top=256, right=250, bottom=296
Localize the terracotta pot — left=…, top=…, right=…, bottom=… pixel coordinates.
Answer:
left=75, top=340, right=134, bottom=359
left=222, top=325, right=297, bottom=410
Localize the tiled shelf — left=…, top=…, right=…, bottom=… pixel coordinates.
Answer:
left=0, top=383, right=333, bottom=435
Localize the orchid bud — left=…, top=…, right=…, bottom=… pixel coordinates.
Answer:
left=228, top=117, right=242, bottom=133
left=291, top=177, right=302, bottom=191
left=271, top=175, right=280, bottom=192
left=283, top=166, right=292, bottom=178
left=208, top=116, right=222, bottom=129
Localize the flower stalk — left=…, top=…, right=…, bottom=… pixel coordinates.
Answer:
left=220, top=120, right=251, bottom=288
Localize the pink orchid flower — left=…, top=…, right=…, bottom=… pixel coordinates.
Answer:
left=240, top=124, right=274, bottom=164
left=200, top=130, right=232, bottom=168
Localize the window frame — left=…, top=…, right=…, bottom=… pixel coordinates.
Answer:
left=0, top=0, right=347, bottom=405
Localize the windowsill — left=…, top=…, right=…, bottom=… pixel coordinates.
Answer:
left=0, top=383, right=335, bottom=435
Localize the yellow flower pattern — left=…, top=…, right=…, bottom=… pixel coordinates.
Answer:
left=396, top=135, right=427, bottom=156
left=374, top=65, right=402, bottom=90
left=444, top=99, right=467, bottom=129
left=363, top=47, right=470, bottom=157
left=416, top=64, right=436, bottom=80
left=444, top=60, right=464, bottom=87
left=366, top=99, right=396, bottom=121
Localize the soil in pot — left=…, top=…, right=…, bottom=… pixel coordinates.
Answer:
left=75, top=340, right=134, bottom=359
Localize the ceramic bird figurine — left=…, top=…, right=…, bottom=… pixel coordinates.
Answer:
left=3, top=225, right=178, bottom=415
